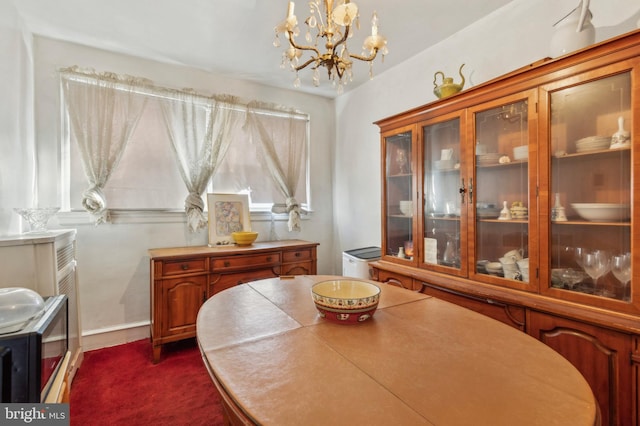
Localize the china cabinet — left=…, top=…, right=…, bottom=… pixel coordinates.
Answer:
left=149, top=240, right=318, bottom=362
left=372, top=29, right=640, bottom=425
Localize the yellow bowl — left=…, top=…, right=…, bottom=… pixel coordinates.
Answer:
left=231, top=231, right=258, bottom=246
left=311, top=279, right=381, bottom=324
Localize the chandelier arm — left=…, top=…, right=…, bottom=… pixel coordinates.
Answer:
left=287, top=32, right=321, bottom=56
left=348, top=49, right=380, bottom=63
left=332, top=25, right=350, bottom=52
left=295, top=57, right=320, bottom=72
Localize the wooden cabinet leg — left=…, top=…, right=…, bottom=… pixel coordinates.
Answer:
left=152, top=344, right=162, bottom=363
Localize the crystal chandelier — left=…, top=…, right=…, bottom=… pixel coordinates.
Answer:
left=274, top=0, right=388, bottom=94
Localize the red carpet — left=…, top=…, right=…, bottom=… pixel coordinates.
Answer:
left=70, top=338, right=224, bottom=426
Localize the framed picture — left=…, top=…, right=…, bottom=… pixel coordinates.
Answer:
left=207, top=193, right=251, bottom=246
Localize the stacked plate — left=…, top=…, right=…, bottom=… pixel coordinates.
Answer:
left=477, top=202, right=500, bottom=218
left=575, top=136, right=611, bottom=153
left=485, top=262, right=503, bottom=276
left=476, top=153, right=503, bottom=165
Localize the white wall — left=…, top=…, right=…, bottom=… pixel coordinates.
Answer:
left=0, top=0, right=35, bottom=235
left=6, top=34, right=336, bottom=350
left=333, top=0, right=640, bottom=270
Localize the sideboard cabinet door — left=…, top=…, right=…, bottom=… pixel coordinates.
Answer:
left=528, top=311, right=634, bottom=426
left=160, top=276, right=207, bottom=337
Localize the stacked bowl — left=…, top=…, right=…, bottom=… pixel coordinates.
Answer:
left=399, top=200, right=413, bottom=216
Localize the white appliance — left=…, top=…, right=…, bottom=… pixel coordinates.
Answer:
left=0, top=230, right=82, bottom=385
left=342, top=247, right=381, bottom=279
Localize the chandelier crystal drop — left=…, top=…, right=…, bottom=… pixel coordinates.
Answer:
left=274, top=0, right=388, bottom=92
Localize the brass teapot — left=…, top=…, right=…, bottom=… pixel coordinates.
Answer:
left=433, top=64, right=465, bottom=99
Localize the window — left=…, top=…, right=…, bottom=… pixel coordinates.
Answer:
left=61, top=77, right=310, bottom=214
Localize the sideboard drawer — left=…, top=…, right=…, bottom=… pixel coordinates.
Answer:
left=162, top=258, right=207, bottom=276
left=209, top=268, right=280, bottom=296
left=283, top=249, right=313, bottom=263
left=211, top=253, right=281, bottom=272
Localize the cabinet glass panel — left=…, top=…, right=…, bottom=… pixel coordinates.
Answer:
left=549, top=72, right=631, bottom=302
left=384, top=131, right=413, bottom=259
left=423, top=118, right=461, bottom=269
left=474, top=100, right=530, bottom=282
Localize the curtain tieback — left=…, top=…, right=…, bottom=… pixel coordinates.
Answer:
left=286, top=197, right=301, bottom=232
left=82, top=186, right=109, bottom=224
left=184, top=192, right=207, bottom=233
left=185, top=192, right=205, bottom=211
left=271, top=199, right=304, bottom=232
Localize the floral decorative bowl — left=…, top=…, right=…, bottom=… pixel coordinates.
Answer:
left=231, top=231, right=258, bottom=246
left=311, top=279, right=381, bottom=324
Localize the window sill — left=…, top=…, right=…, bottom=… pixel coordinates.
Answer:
left=57, top=209, right=310, bottom=226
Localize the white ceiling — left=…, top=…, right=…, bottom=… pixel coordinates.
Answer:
left=12, top=0, right=519, bottom=98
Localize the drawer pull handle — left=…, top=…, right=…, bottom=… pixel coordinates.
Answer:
left=181, top=264, right=189, bottom=270
left=295, top=252, right=301, bottom=257
left=266, top=256, right=272, bottom=262
left=224, top=261, right=230, bottom=267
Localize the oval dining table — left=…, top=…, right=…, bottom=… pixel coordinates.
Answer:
left=196, top=275, right=599, bottom=426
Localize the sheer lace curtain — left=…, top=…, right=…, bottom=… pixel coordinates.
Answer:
left=244, top=101, right=308, bottom=232
left=60, top=66, right=149, bottom=224
left=159, top=91, right=243, bottom=232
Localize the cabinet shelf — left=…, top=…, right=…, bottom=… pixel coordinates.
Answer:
left=553, top=147, right=630, bottom=160
left=426, top=215, right=460, bottom=221
left=389, top=214, right=414, bottom=219
left=431, top=167, right=460, bottom=173
left=476, top=159, right=528, bottom=169
left=479, top=219, right=528, bottom=224
left=553, top=220, right=630, bottom=227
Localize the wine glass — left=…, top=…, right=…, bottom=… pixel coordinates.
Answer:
left=572, top=246, right=587, bottom=269
left=611, top=253, right=631, bottom=301
left=582, top=250, right=611, bottom=297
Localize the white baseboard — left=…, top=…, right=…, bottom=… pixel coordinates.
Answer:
left=81, top=321, right=150, bottom=352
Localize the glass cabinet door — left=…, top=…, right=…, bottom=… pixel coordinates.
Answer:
left=421, top=114, right=466, bottom=275
left=545, top=70, right=632, bottom=304
left=471, top=93, right=536, bottom=290
left=382, top=128, right=415, bottom=261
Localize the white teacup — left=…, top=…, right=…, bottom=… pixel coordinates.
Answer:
left=503, top=249, right=524, bottom=261
left=499, top=257, right=520, bottom=279
left=517, top=258, right=529, bottom=270
left=440, top=148, right=453, bottom=161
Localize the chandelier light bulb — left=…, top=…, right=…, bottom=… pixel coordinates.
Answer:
left=371, top=11, right=378, bottom=36
left=287, top=1, right=295, bottom=18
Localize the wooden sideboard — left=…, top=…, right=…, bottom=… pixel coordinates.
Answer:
left=149, top=239, right=318, bottom=362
